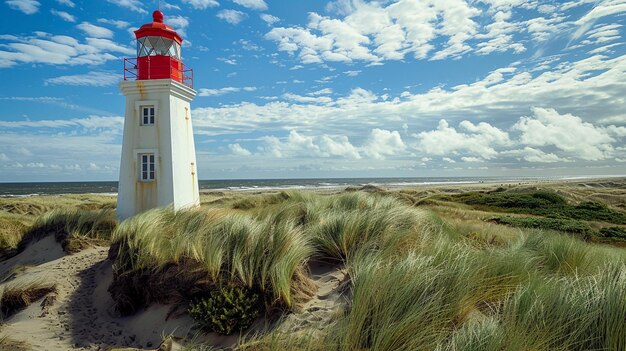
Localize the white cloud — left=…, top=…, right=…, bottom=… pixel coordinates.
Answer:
left=260, top=13, right=279, bottom=25
left=265, top=0, right=626, bottom=66
left=161, top=2, right=181, bottom=11
left=0, top=116, right=124, bottom=130
left=319, top=135, right=361, bottom=159
left=513, top=107, right=617, bottom=160
left=325, top=0, right=356, bottom=16
left=417, top=120, right=510, bottom=159
left=0, top=153, right=9, bottom=161
left=260, top=130, right=361, bottom=159
left=0, top=33, right=133, bottom=67
left=229, top=143, right=252, bottom=156
left=232, top=0, right=267, bottom=11
left=5, top=0, right=39, bottom=14
left=77, top=22, right=114, bottom=39
left=50, top=9, right=75, bottom=22
left=504, top=147, right=564, bottom=163
left=282, top=93, right=332, bottom=104
left=309, top=88, right=333, bottom=96
left=217, top=9, right=247, bottom=24
left=106, top=0, right=146, bottom=14
left=56, top=0, right=74, bottom=6
left=183, top=0, right=219, bottom=10
left=237, top=39, right=262, bottom=51
left=266, top=0, right=485, bottom=64
left=189, top=54, right=626, bottom=162
left=443, top=157, right=456, bottom=163
left=166, top=15, right=190, bottom=36
left=198, top=86, right=256, bottom=96
left=364, top=129, right=406, bottom=159
left=576, top=0, right=626, bottom=25
left=45, top=71, right=122, bottom=87
left=460, top=156, right=484, bottom=162
left=97, top=18, right=130, bottom=29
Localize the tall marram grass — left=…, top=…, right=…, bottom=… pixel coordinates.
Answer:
left=18, top=208, right=116, bottom=253
left=0, top=278, right=56, bottom=319
left=238, top=198, right=626, bottom=351
left=109, top=207, right=315, bottom=315
left=256, top=191, right=439, bottom=261
left=107, top=190, right=626, bottom=349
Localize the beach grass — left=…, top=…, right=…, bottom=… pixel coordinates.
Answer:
left=18, top=208, right=116, bottom=253
left=0, top=278, right=56, bottom=319
left=1, top=182, right=625, bottom=348
left=104, top=188, right=626, bottom=348
left=0, top=194, right=116, bottom=256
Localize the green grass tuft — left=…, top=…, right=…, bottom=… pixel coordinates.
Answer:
left=18, top=208, right=116, bottom=253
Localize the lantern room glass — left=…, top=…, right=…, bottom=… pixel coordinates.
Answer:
left=137, top=36, right=181, bottom=59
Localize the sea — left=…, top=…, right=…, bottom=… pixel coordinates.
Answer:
left=0, top=176, right=615, bottom=197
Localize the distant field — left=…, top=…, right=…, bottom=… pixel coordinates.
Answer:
left=0, top=178, right=625, bottom=350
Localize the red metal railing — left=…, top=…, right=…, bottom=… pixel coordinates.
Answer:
left=124, top=57, right=194, bottom=89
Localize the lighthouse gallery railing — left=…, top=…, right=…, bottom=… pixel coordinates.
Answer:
left=123, top=57, right=194, bottom=89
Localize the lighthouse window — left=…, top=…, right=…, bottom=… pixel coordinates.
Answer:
left=140, top=154, right=155, bottom=181
left=141, top=106, right=155, bottom=125
left=137, top=36, right=180, bottom=59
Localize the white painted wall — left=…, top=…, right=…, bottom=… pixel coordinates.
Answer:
left=117, top=79, right=199, bottom=220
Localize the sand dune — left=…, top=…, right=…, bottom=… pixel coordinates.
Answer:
left=0, top=242, right=196, bottom=350
left=0, top=239, right=346, bottom=350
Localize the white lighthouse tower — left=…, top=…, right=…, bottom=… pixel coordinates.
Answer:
left=117, top=10, right=200, bottom=220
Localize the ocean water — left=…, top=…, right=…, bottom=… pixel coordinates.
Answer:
left=0, top=176, right=565, bottom=196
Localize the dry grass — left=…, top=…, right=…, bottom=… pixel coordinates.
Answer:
left=0, top=278, right=56, bottom=319
left=0, top=194, right=116, bottom=255
left=0, top=334, right=29, bottom=351
left=18, top=208, right=116, bottom=254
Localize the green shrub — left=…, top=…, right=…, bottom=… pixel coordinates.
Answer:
left=599, top=227, right=626, bottom=240
left=442, top=190, right=626, bottom=224
left=189, top=285, right=262, bottom=335
left=489, top=216, right=593, bottom=240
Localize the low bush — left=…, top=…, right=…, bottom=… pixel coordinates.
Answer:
left=489, top=216, right=594, bottom=240
left=442, top=190, right=626, bottom=224
left=599, top=227, right=626, bottom=240
left=189, top=285, right=262, bottom=335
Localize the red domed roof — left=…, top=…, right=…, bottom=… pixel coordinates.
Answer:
left=134, top=10, right=182, bottom=44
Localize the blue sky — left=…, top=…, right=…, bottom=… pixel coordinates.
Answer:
left=0, top=0, right=625, bottom=182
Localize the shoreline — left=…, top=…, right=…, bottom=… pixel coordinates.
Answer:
left=0, top=175, right=624, bottom=198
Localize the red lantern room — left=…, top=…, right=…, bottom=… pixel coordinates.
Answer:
left=123, top=10, right=193, bottom=88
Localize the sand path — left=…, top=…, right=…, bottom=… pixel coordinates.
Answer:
left=1, top=240, right=195, bottom=350
left=280, top=262, right=347, bottom=333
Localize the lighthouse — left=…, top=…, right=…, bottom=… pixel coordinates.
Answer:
left=117, top=10, right=200, bottom=220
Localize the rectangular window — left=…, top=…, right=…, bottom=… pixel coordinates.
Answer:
left=139, top=154, right=155, bottom=181
left=141, top=106, right=155, bottom=125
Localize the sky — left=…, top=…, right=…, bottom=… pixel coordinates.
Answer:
left=0, top=0, right=625, bottom=182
